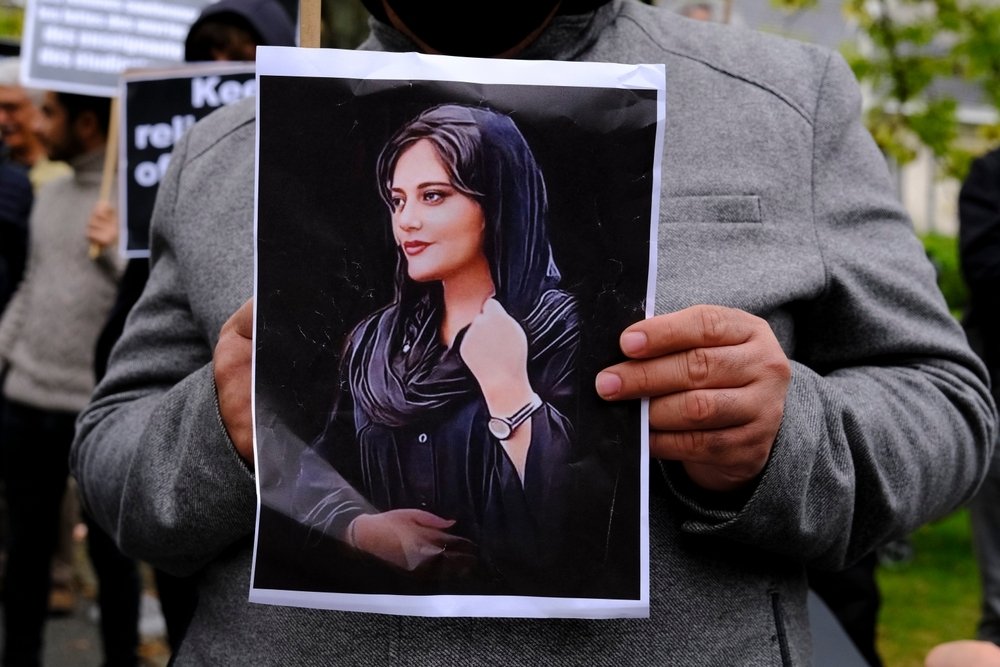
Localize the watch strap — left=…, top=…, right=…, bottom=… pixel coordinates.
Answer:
left=490, top=392, right=543, bottom=440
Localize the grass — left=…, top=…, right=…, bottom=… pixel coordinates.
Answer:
left=876, top=508, right=982, bottom=666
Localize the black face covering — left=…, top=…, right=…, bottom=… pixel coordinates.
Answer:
left=361, top=0, right=611, bottom=57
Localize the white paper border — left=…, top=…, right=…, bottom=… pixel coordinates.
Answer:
left=250, top=46, right=665, bottom=620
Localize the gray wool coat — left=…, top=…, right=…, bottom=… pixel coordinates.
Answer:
left=71, top=1, right=997, bottom=664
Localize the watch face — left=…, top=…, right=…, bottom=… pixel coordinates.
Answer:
left=488, top=418, right=512, bottom=440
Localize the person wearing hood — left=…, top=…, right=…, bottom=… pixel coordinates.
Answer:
left=184, top=0, right=296, bottom=62
left=71, top=1, right=997, bottom=664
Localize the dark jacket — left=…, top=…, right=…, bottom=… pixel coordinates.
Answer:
left=0, top=162, right=31, bottom=315
left=959, top=147, right=1000, bottom=403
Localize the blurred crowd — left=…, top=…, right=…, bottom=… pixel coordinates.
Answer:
left=0, top=1, right=294, bottom=665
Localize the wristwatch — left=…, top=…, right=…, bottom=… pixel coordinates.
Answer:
left=488, top=393, right=543, bottom=441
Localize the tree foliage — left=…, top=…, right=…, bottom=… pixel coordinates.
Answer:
left=776, top=0, right=1000, bottom=180
left=321, top=0, right=371, bottom=49
left=0, top=2, right=23, bottom=42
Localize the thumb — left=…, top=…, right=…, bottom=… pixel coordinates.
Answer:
left=229, top=298, right=254, bottom=340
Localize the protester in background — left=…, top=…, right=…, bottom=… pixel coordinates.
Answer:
left=0, top=59, right=70, bottom=190
left=72, top=1, right=996, bottom=664
left=184, top=0, right=295, bottom=62
left=86, top=0, right=296, bottom=656
left=0, top=59, right=40, bottom=313
left=958, top=144, right=1000, bottom=642
left=0, top=57, right=82, bottom=618
left=0, top=162, right=32, bottom=597
left=0, top=91, right=125, bottom=667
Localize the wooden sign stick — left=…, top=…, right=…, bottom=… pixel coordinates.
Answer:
left=89, top=95, right=120, bottom=259
left=299, top=0, right=321, bottom=49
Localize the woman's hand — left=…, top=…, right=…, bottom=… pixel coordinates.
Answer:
left=461, top=298, right=538, bottom=480
left=596, top=304, right=791, bottom=493
left=214, top=297, right=254, bottom=464
left=460, top=298, right=533, bottom=415
left=349, top=509, right=476, bottom=572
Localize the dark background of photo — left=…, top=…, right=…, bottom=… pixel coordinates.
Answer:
left=253, top=74, right=659, bottom=600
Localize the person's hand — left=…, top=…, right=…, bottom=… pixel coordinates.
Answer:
left=349, top=509, right=476, bottom=572
left=214, top=297, right=254, bottom=464
left=460, top=298, right=533, bottom=415
left=595, top=304, right=790, bottom=493
left=86, top=201, right=119, bottom=249
left=925, top=640, right=1000, bottom=667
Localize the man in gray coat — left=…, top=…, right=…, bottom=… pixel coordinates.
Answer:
left=71, top=1, right=997, bottom=664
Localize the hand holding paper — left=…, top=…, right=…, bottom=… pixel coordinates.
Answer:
left=596, top=304, right=791, bottom=493
left=214, top=297, right=255, bottom=464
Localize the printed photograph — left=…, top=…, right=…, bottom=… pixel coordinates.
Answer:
left=250, top=48, right=663, bottom=618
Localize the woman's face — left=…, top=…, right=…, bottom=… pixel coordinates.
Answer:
left=389, top=138, right=488, bottom=285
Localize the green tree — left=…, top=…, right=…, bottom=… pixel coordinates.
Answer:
left=321, top=0, right=370, bottom=49
left=0, top=0, right=23, bottom=42
left=775, top=0, right=1000, bottom=181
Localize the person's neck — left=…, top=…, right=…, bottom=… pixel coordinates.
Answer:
left=64, top=141, right=107, bottom=173
left=79, top=135, right=106, bottom=156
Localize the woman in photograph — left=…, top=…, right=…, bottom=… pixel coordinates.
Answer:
left=293, top=103, right=596, bottom=596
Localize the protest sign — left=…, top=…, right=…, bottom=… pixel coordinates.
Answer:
left=20, top=0, right=213, bottom=97
left=118, top=61, right=255, bottom=256
left=249, top=46, right=664, bottom=619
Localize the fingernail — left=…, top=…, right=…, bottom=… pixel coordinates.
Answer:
left=621, top=331, right=646, bottom=355
left=595, top=372, right=622, bottom=398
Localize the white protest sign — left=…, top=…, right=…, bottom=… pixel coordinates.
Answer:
left=20, top=0, right=215, bottom=97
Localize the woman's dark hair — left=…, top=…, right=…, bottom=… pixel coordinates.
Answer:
left=375, top=104, right=560, bottom=321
